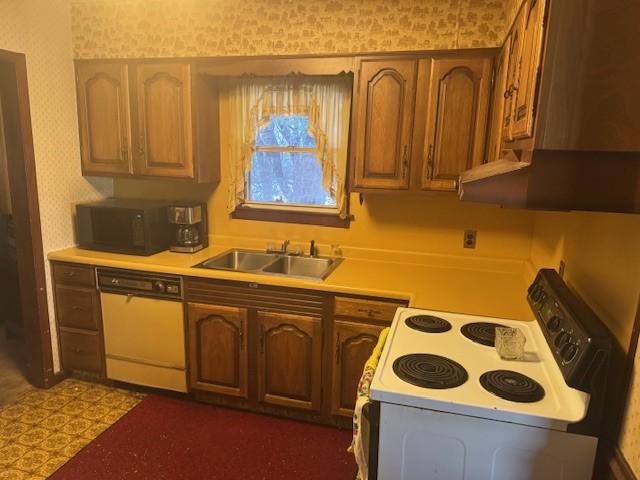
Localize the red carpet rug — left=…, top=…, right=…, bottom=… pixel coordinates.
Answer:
left=52, top=395, right=356, bottom=480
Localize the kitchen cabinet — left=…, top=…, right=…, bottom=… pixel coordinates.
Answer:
left=352, top=58, right=417, bottom=190
left=487, top=36, right=511, bottom=163
left=510, top=0, right=546, bottom=140
left=419, top=56, right=492, bottom=191
left=187, top=303, right=249, bottom=399
left=75, top=61, right=219, bottom=183
left=52, top=262, right=104, bottom=375
left=331, top=320, right=384, bottom=417
left=502, top=8, right=525, bottom=144
left=76, top=63, right=132, bottom=176
left=132, top=63, right=194, bottom=178
left=257, top=311, right=322, bottom=411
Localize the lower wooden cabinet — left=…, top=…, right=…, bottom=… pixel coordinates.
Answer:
left=331, top=320, right=384, bottom=417
left=59, top=329, right=103, bottom=373
left=52, top=261, right=104, bottom=375
left=257, top=311, right=322, bottom=412
left=187, top=303, right=249, bottom=399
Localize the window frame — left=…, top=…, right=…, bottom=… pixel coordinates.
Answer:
left=229, top=81, right=353, bottom=228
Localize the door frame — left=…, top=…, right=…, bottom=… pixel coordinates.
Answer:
left=0, top=48, right=54, bottom=388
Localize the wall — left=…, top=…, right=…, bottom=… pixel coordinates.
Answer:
left=70, top=0, right=509, bottom=58
left=0, top=0, right=113, bottom=373
left=530, top=210, right=640, bottom=476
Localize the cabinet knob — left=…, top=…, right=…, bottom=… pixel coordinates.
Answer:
left=401, top=145, right=408, bottom=179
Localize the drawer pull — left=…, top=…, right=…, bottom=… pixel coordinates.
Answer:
left=357, top=308, right=382, bottom=318
left=71, top=306, right=83, bottom=311
left=66, top=272, right=77, bottom=277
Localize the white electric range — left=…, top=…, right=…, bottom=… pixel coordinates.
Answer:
left=370, top=269, right=611, bottom=480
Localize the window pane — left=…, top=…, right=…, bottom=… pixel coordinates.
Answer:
left=248, top=151, right=336, bottom=207
left=255, top=115, right=316, bottom=148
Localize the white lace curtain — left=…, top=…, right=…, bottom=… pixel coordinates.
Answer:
left=223, top=75, right=352, bottom=217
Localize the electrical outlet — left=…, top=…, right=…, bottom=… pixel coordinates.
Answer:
left=559, top=260, right=566, bottom=278
left=463, top=230, right=477, bottom=249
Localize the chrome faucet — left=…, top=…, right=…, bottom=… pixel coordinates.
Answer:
left=281, top=240, right=290, bottom=254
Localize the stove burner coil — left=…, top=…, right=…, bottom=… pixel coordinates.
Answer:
left=461, top=322, right=508, bottom=347
left=393, top=354, right=468, bottom=389
left=405, top=315, right=452, bottom=333
left=479, top=370, right=545, bottom=403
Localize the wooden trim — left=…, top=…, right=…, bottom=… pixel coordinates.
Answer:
left=0, top=49, right=54, bottom=388
left=608, top=446, right=638, bottom=480
left=231, top=205, right=351, bottom=228
left=73, top=47, right=500, bottom=66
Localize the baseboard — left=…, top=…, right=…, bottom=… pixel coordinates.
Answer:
left=608, top=447, right=637, bottom=480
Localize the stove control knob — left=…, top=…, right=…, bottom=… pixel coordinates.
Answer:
left=153, top=281, right=165, bottom=292
left=554, top=330, right=571, bottom=349
left=560, top=343, right=579, bottom=363
left=546, top=315, right=562, bottom=333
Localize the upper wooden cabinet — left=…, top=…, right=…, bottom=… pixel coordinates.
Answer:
left=257, top=311, right=322, bottom=412
left=353, top=58, right=417, bottom=190
left=510, top=0, right=546, bottom=140
left=76, top=63, right=132, bottom=175
left=187, top=303, right=249, bottom=399
left=487, top=37, right=511, bottom=163
left=75, top=61, right=219, bottom=183
left=419, top=57, right=492, bottom=191
left=132, top=63, right=193, bottom=178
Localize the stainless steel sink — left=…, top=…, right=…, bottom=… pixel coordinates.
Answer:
left=198, top=250, right=279, bottom=272
left=195, top=249, right=342, bottom=281
left=261, top=256, right=339, bottom=280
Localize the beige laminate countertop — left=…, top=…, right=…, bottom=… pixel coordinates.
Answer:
left=48, top=246, right=535, bottom=321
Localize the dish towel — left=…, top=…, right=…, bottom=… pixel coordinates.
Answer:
left=349, top=327, right=390, bottom=480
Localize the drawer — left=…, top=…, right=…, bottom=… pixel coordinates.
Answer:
left=53, top=262, right=95, bottom=287
left=55, top=285, right=99, bottom=330
left=334, top=296, right=405, bottom=323
left=60, top=329, right=102, bottom=373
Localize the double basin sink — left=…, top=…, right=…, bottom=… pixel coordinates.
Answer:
left=195, top=249, right=342, bottom=281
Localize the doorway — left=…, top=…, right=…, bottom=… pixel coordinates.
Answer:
left=0, top=49, right=54, bottom=401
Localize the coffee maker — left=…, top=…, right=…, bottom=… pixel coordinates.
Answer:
left=167, top=203, right=208, bottom=253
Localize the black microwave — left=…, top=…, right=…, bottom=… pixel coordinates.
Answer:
left=76, top=199, right=172, bottom=256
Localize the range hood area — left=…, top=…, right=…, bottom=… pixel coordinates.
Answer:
left=459, top=151, right=640, bottom=213
left=458, top=0, right=640, bottom=214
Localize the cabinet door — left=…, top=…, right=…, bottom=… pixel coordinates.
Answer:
left=421, top=56, right=492, bottom=191
left=257, top=311, right=322, bottom=411
left=133, top=63, right=194, bottom=178
left=353, top=59, right=417, bottom=190
left=511, top=0, right=546, bottom=139
left=76, top=63, right=132, bottom=175
left=331, top=321, right=383, bottom=417
left=502, top=9, right=525, bottom=143
left=187, top=303, right=249, bottom=398
left=486, top=38, right=511, bottom=163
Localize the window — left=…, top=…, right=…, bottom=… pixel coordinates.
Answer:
left=248, top=115, right=336, bottom=208
left=224, top=76, right=352, bottom=227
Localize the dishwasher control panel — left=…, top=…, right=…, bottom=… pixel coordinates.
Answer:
left=97, top=268, right=183, bottom=300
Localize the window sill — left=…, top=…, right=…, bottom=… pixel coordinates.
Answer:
left=232, top=206, right=350, bottom=228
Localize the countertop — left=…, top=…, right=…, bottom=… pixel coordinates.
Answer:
left=48, top=245, right=535, bottom=321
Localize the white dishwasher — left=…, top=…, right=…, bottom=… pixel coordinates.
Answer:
left=97, top=268, right=187, bottom=393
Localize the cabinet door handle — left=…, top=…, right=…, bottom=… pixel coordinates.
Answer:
left=357, top=308, right=382, bottom=318
left=239, top=322, right=244, bottom=351
left=401, top=145, right=409, bottom=179
left=335, top=334, right=341, bottom=364
left=137, top=136, right=145, bottom=156
left=427, top=144, right=434, bottom=179
left=260, top=325, right=265, bottom=354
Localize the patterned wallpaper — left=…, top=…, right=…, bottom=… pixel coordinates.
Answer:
left=0, top=0, right=113, bottom=372
left=70, top=0, right=508, bottom=58
left=620, top=344, right=640, bottom=476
